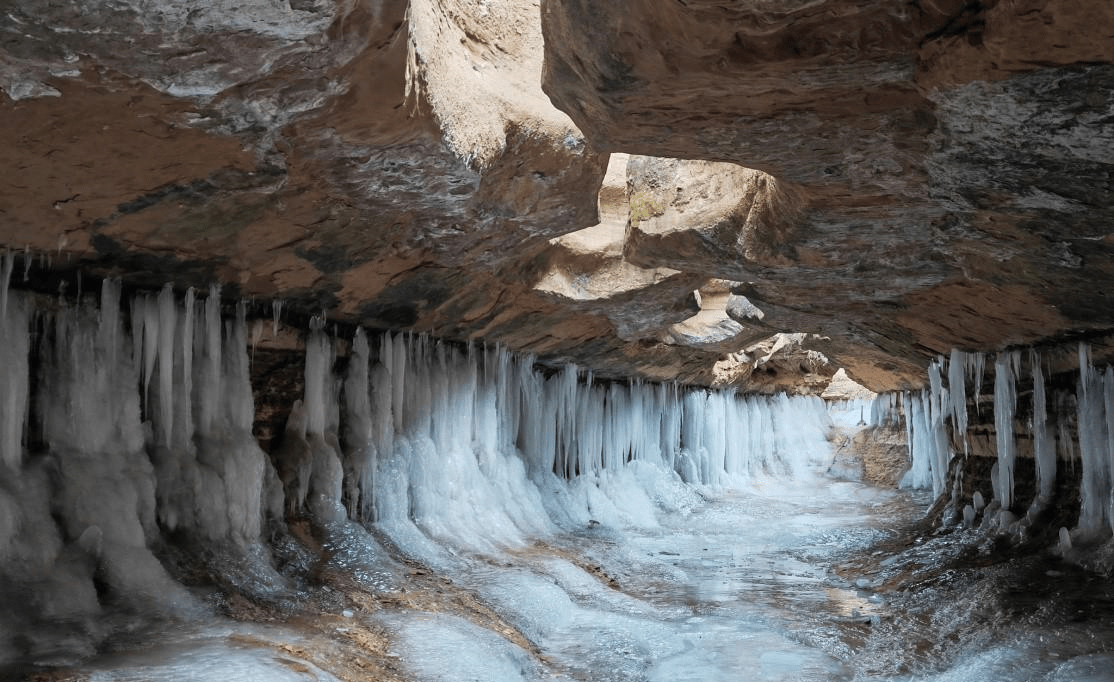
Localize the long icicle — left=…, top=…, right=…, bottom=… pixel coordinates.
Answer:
left=993, top=351, right=1018, bottom=510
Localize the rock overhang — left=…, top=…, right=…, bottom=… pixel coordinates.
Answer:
left=3, top=0, right=1113, bottom=393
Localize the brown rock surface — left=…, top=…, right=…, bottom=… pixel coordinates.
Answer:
left=541, top=0, right=1114, bottom=386
left=3, top=0, right=1113, bottom=391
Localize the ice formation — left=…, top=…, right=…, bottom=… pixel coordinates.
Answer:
left=948, top=348, right=968, bottom=444
left=324, top=331, right=833, bottom=557
left=900, top=357, right=952, bottom=497
left=0, top=280, right=301, bottom=664
left=0, top=278, right=841, bottom=666
left=1077, top=343, right=1113, bottom=534
left=1031, top=350, right=1055, bottom=501
left=0, top=252, right=28, bottom=471
left=868, top=392, right=901, bottom=428
left=890, top=341, right=1114, bottom=537
left=993, top=351, right=1019, bottom=511
left=7, top=272, right=1114, bottom=678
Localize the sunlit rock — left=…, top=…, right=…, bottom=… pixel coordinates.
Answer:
left=624, top=156, right=807, bottom=277
left=662, top=281, right=770, bottom=353
left=535, top=153, right=704, bottom=341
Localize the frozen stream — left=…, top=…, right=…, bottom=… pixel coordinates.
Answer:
left=56, top=463, right=1114, bottom=682
left=57, top=464, right=908, bottom=682
left=376, top=467, right=907, bottom=682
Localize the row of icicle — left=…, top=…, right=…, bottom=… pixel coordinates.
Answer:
left=884, top=345, right=1114, bottom=535
left=0, top=269, right=833, bottom=549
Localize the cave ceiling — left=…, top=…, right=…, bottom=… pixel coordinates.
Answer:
left=2, top=0, right=1113, bottom=392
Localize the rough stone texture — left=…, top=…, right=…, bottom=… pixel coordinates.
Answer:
left=624, top=156, right=807, bottom=272
left=3, top=0, right=1114, bottom=391
left=541, top=0, right=1114, bottom=387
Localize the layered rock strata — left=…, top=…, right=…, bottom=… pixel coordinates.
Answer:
left=541, top=0, right=1114, bottom=386
left=3, top=1, right=1114, bottom=391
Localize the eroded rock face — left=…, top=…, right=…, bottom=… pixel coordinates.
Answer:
left=3, top=0, right=1113, bottom=392
left=624, top=157, right=806, bottom=272
left=541, top=0, right=1114, bottom=386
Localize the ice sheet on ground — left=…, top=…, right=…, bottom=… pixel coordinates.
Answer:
left=83, top=631, right=341, bottom=682
left=385, top=611, right=567, bottom=682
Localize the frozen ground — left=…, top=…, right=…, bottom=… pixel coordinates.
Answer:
left=22, top=459, right=1114, bottom=682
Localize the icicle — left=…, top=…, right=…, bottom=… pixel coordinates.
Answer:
left=723, top=390, right=744, bottom=476
left=304, top=327, right=331, bottom=437
left=967, top=352, right=986, bottom=415
left=177, top=287, right=195, bottom=448
left=302, top=325, right=344, bottom=522
left=929, top=356, right=947, bottom=422
left=250, top=320, right=264, bottom=367
left=223, top=300, right=256, bottom=433
left=869, top=392, right=899, bottom=428
left=1031, top=350, right=1055, bottom=500
left=0, top=286, right=29, bottom=470
left=661, top=383, right=682, bottom=471
left=900, top=391, right=933, bottom=490
left=98, top=279, right=117, bottom=362
left=0, top=250, right=13, bottom=319
left=196, top=285, right=222, bottom=437
left=948, top=348, right=968, bottom=453
left=705, top=390, right=727, bottom=484
left=141, top=295, right=160, bottom=416
left=1076, top=343, right=1110, bottom=533
left=1059, top=422, right=1076, bottom=472
left=1105, top=367, right=1114, bottom=534
left=993, top=351, right=1018, bottom=510
left=272, top=299, right=283, bottom=337
left=209, top=299, right=268, bottom=542
left=680, top=390, right=706, bottom=483
left=927, top=358, right=951, bottom=498
left=344, top=328, right=375, bottom=520
left=390, top=333, right=407, bottom=435
left=156, top=284, right=176, bottom=447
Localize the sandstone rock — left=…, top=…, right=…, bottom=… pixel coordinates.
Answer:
left=533, top=153, right=704, bottom=342
left=624, top=156, right=806, bottom=274
left=541, top=0, right=1114, bottom=385
left=3, top=0, right=1113, bottom=393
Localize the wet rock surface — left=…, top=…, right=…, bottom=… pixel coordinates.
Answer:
left=832, top=511, right=1114, bottom=680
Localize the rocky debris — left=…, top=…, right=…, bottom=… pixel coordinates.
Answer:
left=822, top=369, right=878, bottom=403
left=710, top=332, right=836, bottom=392
left=852, top=425, right=911, bottom=489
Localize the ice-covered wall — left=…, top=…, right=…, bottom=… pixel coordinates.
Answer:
left=0, top=279, right=837, bottom=666
left=329, top=331, right=833, bottom=558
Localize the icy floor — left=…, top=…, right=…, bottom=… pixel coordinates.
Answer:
left=34, top=469, right=1114, bottom=682
left=75, top=625, right=344, bottom=682
left=374, top=474, right=909, bottom=682
left=374, top=472, right=1114, bottom=682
